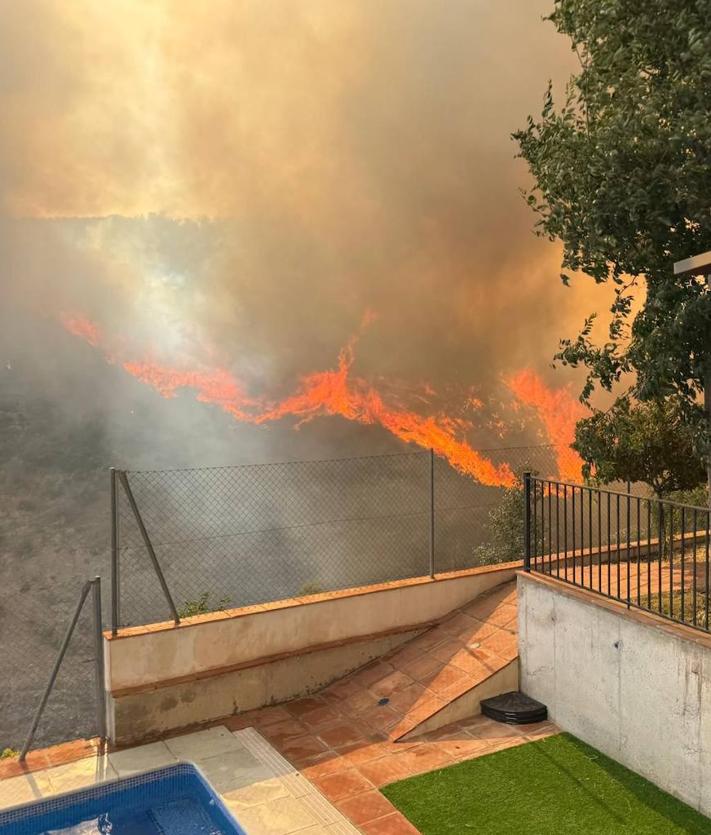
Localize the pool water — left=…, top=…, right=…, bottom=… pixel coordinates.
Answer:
left=0, top=764, right=246, bottom=835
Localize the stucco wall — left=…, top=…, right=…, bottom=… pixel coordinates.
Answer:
left=108, top=629, right=418, bottom=745
left=518, top=572, right=711, bottom=818
left=105, top=563, right=518, bottom=742
left=105, top=563, right=518, bottom=691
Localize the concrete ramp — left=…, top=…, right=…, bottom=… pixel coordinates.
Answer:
left=320, top=581, right=518, bottom=741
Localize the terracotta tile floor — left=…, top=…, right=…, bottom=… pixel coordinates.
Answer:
left=223, top=707, right=557, bottom=832
left=217, top=581, right=559, bottom=831
left=309, top=579, right=519, bottom=744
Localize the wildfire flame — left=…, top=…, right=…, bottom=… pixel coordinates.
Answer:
left=59, top=313, right=102, bottom=347
left=505, top=369, right=585, bottom=481
left=60, top=312, right=585, bottom=486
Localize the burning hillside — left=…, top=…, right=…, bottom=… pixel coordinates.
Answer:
left=60, top=311, right=585, bottom=485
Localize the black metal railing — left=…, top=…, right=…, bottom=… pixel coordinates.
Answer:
left=523, top=472, right=711, bottom=633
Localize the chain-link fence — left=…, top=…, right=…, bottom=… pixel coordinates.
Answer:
left=112, top=444, right=587, bottom=628
left=0, top=579, right=105, bottom=755
left=0, top=441, right=640, bottom=753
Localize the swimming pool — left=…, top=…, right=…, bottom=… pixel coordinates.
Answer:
left=0, top=763, right=246, bottom=835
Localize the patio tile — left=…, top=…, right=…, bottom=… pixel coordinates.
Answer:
left=261, top=719, right=312, bottom=747
left=337, top=741, right=399, bottom=767
left=356, top=754, right=412, bottom=787
left=198, top=748, right=271, bottom=793
left=469, top=644, right=507, bottom=670
left=301, top=706, right=341, bottom=730
left=221, top=775, right=291, bottom=808
left=287, top=697, right=330, bottom=718
left=434, top=736, right=494, bottom=760
left=386, top=642, right=424, bottom=664
left=279, top=735, right=330, bottom=763
left=316, top=721, right=368, bottom=749
left=323, top=679, right=363, bottom=702
left=342, top=689, right=379, bottom=714
left=481, top=628, right=518, bottom=659
left=437, top=612, right=476, bottom=636
left=385, top=683, right=428, bottom=714
left=164, top=726, right=243, bottom=761
left=425, top=665, right=472, bottom=696
left=350, top=663, right=395, bottom=689
left=403, top=629, right=444, bottom=652
left=486, top=736, right=529, bottom=754
left=230, top=794, right=320, bottom=835
left=462, top=715, right=522, bottom=740
left=109, top=741, right=177, bottom=776
left=368, top=671, right=414, bottom=698
left=396, top=744, right=452, bottom=776
left=358, top=704, right=401, bottom=734
left=335, top=790, right=397, bottom=825
left=460, top=616, right=500, bottom=640
left=399, top=654, right=444, bottom=682
left=281, top=770, right=316, bottom=799
left=301, top=754, right=347, bottom=779
left=0, top=772, right=53, bottom=809
left=522, top=721, right=559, bottom=739
left=292, top=751, right=343, bottom=777
left=389, top=695, right=445, bottom=739
left=435, top=677, right=479, bottom=703
left=429, top=639, right=465, bottom=663
left=311, top=767, right=375, bottom=802
left=360, top=812, right=420, bottom=834
left=44, top=757, right=116, bottom=792
left=446, top=648, right=489, bottom=678
left=481, top=603, right=518, bottom=629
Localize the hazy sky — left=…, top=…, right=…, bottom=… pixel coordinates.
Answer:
left=0, top=0, right=615, bottom=460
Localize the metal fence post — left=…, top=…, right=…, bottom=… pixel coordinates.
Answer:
left=118, top=470, right=180, bottom=625
left=91, top=577, right=107, bottom=741
left=429, top=448, right=435, bottom=578
left=20, top=581, right=93, bottom=761
left=523, top=471, right=532, bottom=571
left=110, top=467, right=119, bottom=635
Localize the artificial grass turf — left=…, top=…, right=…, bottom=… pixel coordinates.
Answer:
left=381, top=733, right=711, bottom=834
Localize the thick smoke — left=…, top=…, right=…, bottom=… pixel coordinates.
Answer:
left=0, top=0, right=613, bottom=428
left=0, top=0, right=621, bottom=750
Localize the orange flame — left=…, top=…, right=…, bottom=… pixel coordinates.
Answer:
left=256, top=340, right=516, bottom=486
left=121, top=362, right=259, bottom=420
left=60, top=314, right=589, bottom=487
left=58, top=312, right=518, bottom=487
left=504, top=369, right=585, bottom=481
left=60, top=313, right=102, bottom=347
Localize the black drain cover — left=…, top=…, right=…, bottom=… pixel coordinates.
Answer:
left=480, top=691, right=547, bottom=725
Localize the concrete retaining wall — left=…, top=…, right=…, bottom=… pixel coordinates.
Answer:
left=518, top=572, right=711, bottom=818
left=106, top=562, right=518, bottom=743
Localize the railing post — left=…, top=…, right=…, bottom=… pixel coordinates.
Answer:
left=523, top=472, right=532, bottom=571
left=429, top=448, right=435, bottom=578
left=110, top=467, right=119, bottom=635
left=91, top=577, right=107, bottom=742
left=118, top=470, right=180, bottom=625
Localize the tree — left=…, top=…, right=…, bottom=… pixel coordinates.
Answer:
left=513, top=1, right=711, bottom=463
left=573, top=397, right=706, bottom=497
left=474, top=481, right=545, bottom=564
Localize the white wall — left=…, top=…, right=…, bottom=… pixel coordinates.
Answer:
left=106, top=563, right=518, bottom=692
left=518, top=572, right=711, bottom=818
left=104, top=563, right=518, bottom=741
